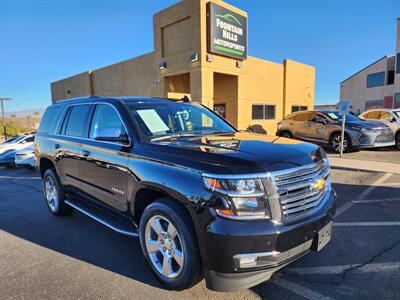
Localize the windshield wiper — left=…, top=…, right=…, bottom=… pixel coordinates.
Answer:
left=150, top=133, right=199, bottom=142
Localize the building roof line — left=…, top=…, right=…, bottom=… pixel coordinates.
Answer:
left=340, top=55, right=391, bottom=84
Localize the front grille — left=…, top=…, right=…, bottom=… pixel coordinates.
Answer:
left=263, top=160, right=330, bottom=223
left=375, top=128, right=394, bottom=143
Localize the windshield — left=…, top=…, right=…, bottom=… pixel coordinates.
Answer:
left=322, top=111, right=361, bottom=122
left=393, top=111, right=400, bottom=119
left=1, top=136, right=23, bottom=145
left=127, top=101, right=235, bottom=140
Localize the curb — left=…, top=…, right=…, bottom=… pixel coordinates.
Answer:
left=330, top=165, right=386, bottom=174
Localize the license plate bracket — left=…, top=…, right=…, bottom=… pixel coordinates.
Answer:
left=313, top=221, right=332, bottom=252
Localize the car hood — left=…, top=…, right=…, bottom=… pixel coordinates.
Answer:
left=0, top=144, right=17, bottom=154
left=143, top=132, right=325, bottom=174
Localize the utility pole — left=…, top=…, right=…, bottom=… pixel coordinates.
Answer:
left=0, top=98, right=13, bottom=140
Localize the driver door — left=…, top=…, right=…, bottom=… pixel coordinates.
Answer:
left=304, top=113, right=329, bottom=141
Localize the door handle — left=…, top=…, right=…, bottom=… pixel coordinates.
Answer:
left=54, top=143, right=61, bottom=149
left=80, top=150, right=91, bottom=157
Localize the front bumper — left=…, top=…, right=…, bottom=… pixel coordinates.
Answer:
left=202, top=189, right=336, bottom=292
left=15, top=155, right=35, bottom=167
left=351, top=129, right=395, bottom=148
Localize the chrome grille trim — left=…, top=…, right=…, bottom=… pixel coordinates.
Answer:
left=263, top=160, right=331, bottom=223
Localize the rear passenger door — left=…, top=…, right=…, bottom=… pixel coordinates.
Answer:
left=78, top=104, right=130, bottom=212
left=55, top=104, right=93, bottom=192
left=292, top=112, right=312, bottom=139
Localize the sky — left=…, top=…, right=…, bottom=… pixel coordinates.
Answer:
left=1, top=0, right=399, bottom=112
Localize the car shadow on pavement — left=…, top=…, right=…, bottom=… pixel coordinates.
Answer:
left=0, top=168, right=164, bottom=290
left=0, top=167, right=399, bottom=298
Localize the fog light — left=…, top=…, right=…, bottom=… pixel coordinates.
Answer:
left=233, top=252, right=279, bottom=269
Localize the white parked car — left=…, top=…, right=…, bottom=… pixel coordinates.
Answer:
left=359, top=109, right=400, bottom=149
left=0, top=134, right=35, bottom=166
left=15, top=143, right=35, bottom=168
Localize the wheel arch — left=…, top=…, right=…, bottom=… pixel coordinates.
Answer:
left=329, top=130, right=352, bottom=146
left=130, top=184, right=194, bottom=228
left=39, top=156, right=56, bottom=179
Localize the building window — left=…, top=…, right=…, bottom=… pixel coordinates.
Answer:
left=395, top=93, right=400, bottom=109
left=291, top=105, right=308, bottom=113
left=397, top=53, right=400, bottom=73
left=365, top=100, right=384, bottom=110
left=366, top=72, right=385, bottom=88
left=214, top=104, right=226, bottom=119
left=387, top=70, right=395, bottom=85
left=252, top=104, right=275, bottom=120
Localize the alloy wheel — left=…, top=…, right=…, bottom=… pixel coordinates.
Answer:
left=145, top=215, right=184, bottom=278
left=45, top=176, right=58, bottom=212
left=332, top=135, right=347, bottom=152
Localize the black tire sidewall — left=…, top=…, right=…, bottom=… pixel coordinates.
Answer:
left=43, top=168, right=71, bottom=216
left=283, top=131, right=293, bottom=138
left=139, top=199, right=201, bottom=290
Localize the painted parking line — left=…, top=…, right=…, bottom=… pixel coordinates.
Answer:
left=272, top=277, right=333, bottom=300
left=334, top=222, right=400, bottom=227
left=352, top=197, right=400, bottom=204
left=334, top=172, right=393, bottom=218
left=287, top=262, right=400, bottom=275
left=0, top=176, right=41, bottom=180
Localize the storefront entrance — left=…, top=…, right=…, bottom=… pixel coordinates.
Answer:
left=213, top=72, right=238, bottom=125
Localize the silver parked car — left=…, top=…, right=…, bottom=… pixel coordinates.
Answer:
left=276, top=110, right=395, bottom=153
left=359, top=109, right=400, bottom=149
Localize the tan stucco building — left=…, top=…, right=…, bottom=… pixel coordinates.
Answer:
left=340, top=18, right=400, bottom=112
left=51, top=0, right=315, bottom=135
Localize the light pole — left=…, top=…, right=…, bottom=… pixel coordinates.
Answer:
left=0, top=98, right=13, bottom=140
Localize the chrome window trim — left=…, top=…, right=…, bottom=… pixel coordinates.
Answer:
left=54, top=101, right=132, bottom=148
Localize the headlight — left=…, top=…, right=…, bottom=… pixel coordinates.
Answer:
left=360, top=127, right=377, bottom=133
left=203, top=176, right=270, bottom=220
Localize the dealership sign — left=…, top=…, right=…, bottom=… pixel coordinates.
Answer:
left=207, top=3, right=247, bottom=60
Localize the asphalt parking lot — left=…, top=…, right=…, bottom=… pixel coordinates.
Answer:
left=0, top=166, right=399, bottom=300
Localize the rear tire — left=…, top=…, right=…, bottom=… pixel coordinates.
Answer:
left=139, top=198, right=202, bottom=290
left=43, top=168, right=73, bottom=216
left=280, top=130, right=293, bottom=139
left=396, top=132, right=400, bottom=150
left=330, top=133, right=351, bottom=153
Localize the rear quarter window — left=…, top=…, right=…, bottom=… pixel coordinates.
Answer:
left=294, top=112, right=310, bottom=121
left=38, top=106, right=62, bottom=134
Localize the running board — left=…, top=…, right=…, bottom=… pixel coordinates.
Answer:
left=65, top=199, right=139, bottom=238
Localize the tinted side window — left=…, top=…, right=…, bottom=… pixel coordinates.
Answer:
left=89, top=104, right=126, bottom=139
left=38, top=106, right=62, bottom=134
left=294, top=112, right=309, bottom=121
left=24, top=136, right=35, bottom=143
left=63, top=105, right=92, bottom=137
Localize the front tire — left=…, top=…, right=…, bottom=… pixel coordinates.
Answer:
left=139, top=198, right=202, bottom=290
left=43, top=168, right=73, bottom=216
left=396, top=132, right=400, bottom=150
left=330, top=133, right=351, bottom=153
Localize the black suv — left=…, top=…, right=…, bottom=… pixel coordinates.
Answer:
left=35, top=96, right=336, bottom=292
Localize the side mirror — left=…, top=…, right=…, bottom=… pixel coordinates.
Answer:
left=390, top=117, right=396, bottom=123
left=93, top=127, right=130, bottom=145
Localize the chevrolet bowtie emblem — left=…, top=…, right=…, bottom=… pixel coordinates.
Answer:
left=313, top=178, right=326, bottom=190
